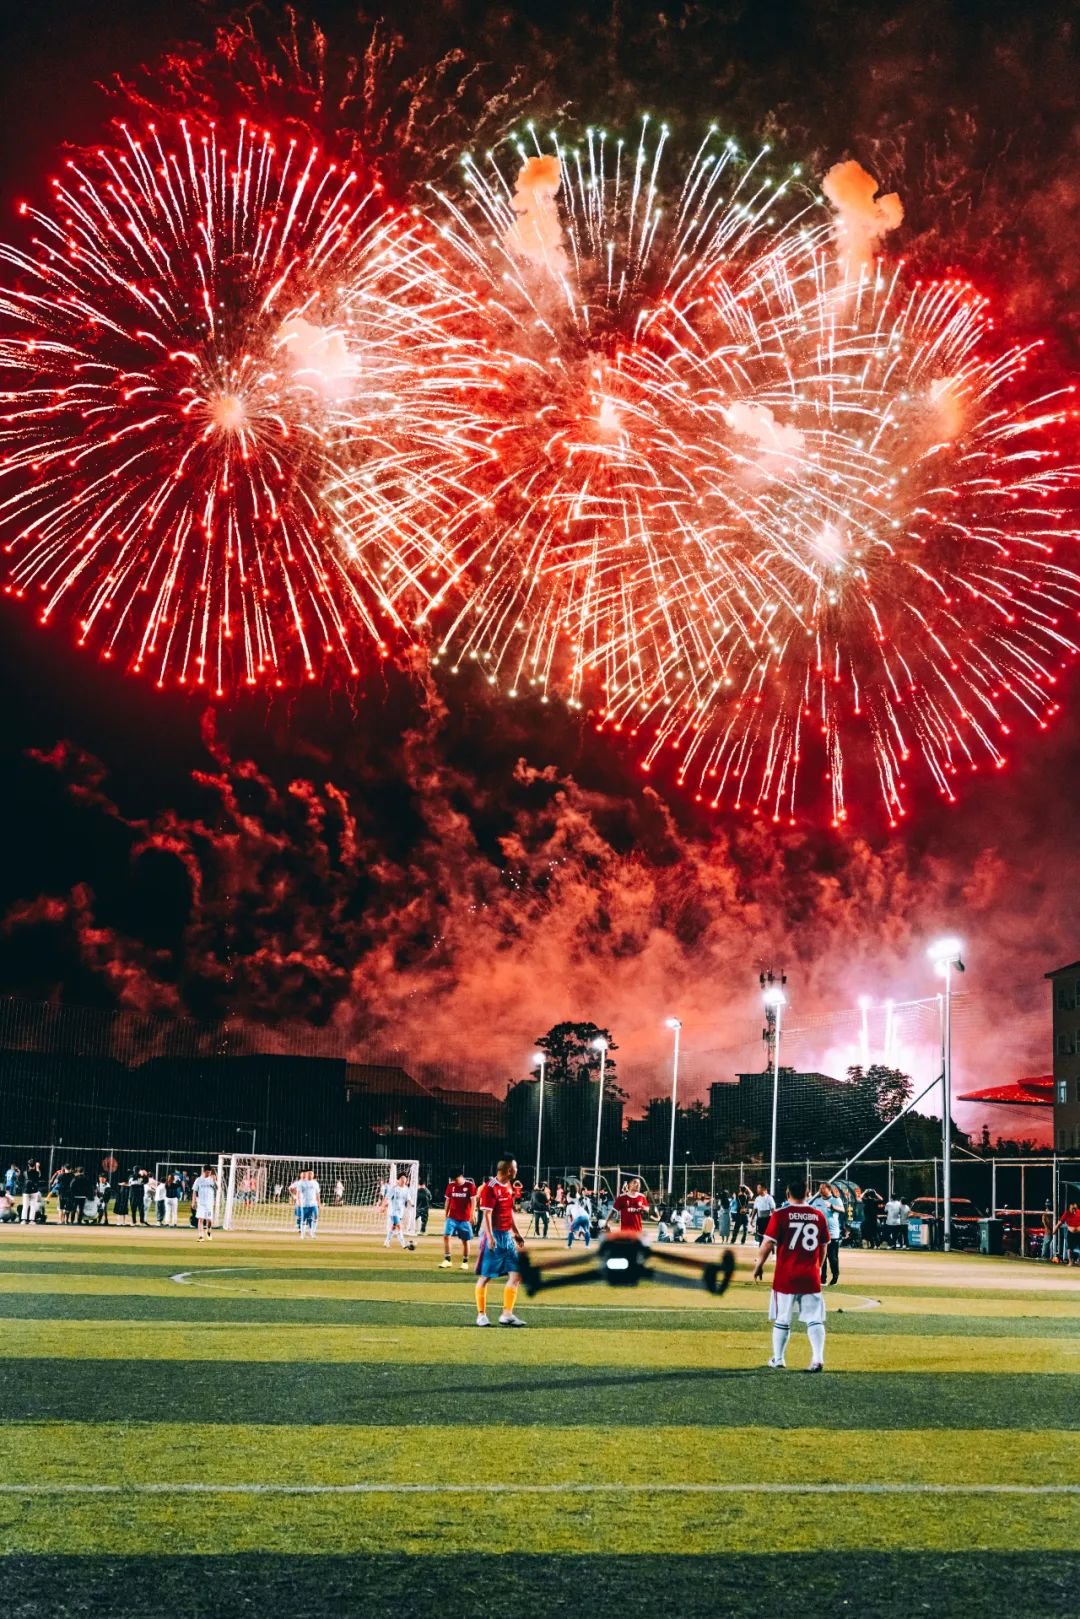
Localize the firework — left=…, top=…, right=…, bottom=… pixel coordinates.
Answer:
left=0, top=117, right=444, bottom=691
left=384, top=122, right=1079, bottom=824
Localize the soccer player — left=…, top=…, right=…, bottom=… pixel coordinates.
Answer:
left=752, top=1178, right=831, bottom=1372
left=439, top=1173, right=477, bottom=1269
left=610, top=1177, right=649, bottom=1238
left=381, top=1173, right=415, bottom=1249
left=192, top=1164, right=217, bottom=1242
left=475, top=1157, right=527, bottom=1327
left=294, top=1169, right=321, bottom=1238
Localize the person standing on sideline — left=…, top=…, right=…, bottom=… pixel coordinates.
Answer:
left=752, top=1183, right=776, bottom=1243
left=293, top=1169, right=321, bottom=1238
left=439, top=1173, right=477, bottom=1269
left=528, top=1182, right=551, bottom=1240
left=752, top=1178, right=831, bottom=1372
left=69, top=1166, right=91, bottom=1224
left=730, top=1189, right=749, bottom=1244
left=883, top=1193, right=906, bottom=1249
left=127, top=1171, right=146, bottom=1228
left=716, top=1193, right=731, bottom=1244
left=474, top=1157, right=527, bottom=1327
left=862, top=1189, right=881, bottom=1249
left=416, top=1181, right=431, bottom=1235
left=154, top=1177, right=168, bottom=1226
left=192, top=1165, right=217, bottom=1242
left=164, top=1174, right=181, bottom=1228
left=1040, top=1203, right=1056, bottom=1261
left=3, top=1164, right=20, bottom=1201
left=811, top=1182, right=844, bottom=1285
left=20, top=1162, right=43, bottom=1225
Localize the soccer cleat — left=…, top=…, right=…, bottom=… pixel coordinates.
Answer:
left=438, top=1258, right=452, bottom=1269
left=806, top=1362, right=825, bottom=1374
left=460, top=1259, right=470, bottom=1270
left=475, top=1313, right=491, bottom=1327
left=766, top=1358, right=786, bottom=1369
left=498, top=1314, right=527, bottom=1327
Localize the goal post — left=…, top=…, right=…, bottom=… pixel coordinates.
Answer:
left=218, top=1154, right=419, bottom=1235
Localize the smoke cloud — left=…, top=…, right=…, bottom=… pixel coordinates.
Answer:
left=503, top=154, right=569, bottom=275
left=1, top=692, right=1066, bottom=1146
left=822, top=159, right=904, bottom=275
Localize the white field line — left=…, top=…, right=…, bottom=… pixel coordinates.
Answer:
left=0, top=1481, right=1077, bottom=1498
left=167, top=1269, right=882, bottom=1314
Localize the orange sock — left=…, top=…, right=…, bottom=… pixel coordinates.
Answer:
left=502, top=1281, right=519, bottom=1316
left=475, top=1280, right=489, bottom=1315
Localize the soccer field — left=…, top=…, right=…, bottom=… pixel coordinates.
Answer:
left=1, top=1230, right=1078, bottom=1617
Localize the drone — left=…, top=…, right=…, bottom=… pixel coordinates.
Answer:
left=517, top=1234, right=735, bottom=1297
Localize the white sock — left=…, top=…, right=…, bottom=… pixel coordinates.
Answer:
left=772, top=1326, right=790, bottom=1363
left=808, top=1323, right=826, bottom=1365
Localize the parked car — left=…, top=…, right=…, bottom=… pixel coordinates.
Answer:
left=908, top=1196, right=984, bottom=1249
left=994, top=1208, right=1046, bottom=1258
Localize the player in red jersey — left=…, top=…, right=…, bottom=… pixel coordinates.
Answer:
left=439, top=1173, right=477, bottom=1270
left=751, top=1180, right=830, bottom=1372
left=475, top=1158, right=527, bottom=1327
left=610, top=1177, right=650, bottom=1236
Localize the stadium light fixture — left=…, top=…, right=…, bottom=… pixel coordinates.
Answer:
left=665, top=1018, right=682, bottom=1197
left=761, top=983, right=786, bottom=1009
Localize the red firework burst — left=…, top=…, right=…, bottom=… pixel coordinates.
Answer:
left=0, top=117, right=427, bottom=692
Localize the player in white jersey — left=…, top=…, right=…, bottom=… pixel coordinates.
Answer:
left=191, top=1165, right=217, bottom=1242
left=381, top=1174, right=415, bottom=1249
left=293, top=1170, right=321, bottom=1238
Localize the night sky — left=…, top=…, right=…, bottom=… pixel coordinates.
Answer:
left=2, top=0, right=1079, bottom=1136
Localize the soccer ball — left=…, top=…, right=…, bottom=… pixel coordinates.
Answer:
left=406, top=1241, right=417, bottom=1251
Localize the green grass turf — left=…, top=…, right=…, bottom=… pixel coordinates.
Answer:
left=0, top=1230, right=1077, bottom=1616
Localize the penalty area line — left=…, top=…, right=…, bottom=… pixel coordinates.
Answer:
left=2, top=1482, right=1077, bottom=1498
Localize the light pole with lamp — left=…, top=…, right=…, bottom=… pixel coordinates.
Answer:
left=928, top=936, right=965, bottom=1252
left=531, top=1052, right=547, bottom=1184
left=236, top=1127, right=256, bottom=1157
left=665, top=1018, right=682, bottom=1198
left=760, top=972, right=787, bottom=1200
left=591, top=1037, right=608, bottom=1200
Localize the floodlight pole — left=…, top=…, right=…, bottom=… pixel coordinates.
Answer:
left=666, top=1019, right=682, bottom=1197
left=592, top=1043, right=607, bottom=1197
left=769, top=994, right=782, bottom=1200
left=942, top=965, right=953, bottom=1252
left=534, top=1054, right=547, bottom=1184
left=761, top=971, right=786, bottom=1200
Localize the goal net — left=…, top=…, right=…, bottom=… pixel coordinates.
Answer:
left=219, top=1154, right=419, bottom=1235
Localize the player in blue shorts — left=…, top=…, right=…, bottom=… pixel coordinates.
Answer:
left=292, top=1169, right=321, bottom=1238
left=381, top=1174, right=416, bottom=1249
left=474, top=1157, right=527, bottom=1327
left=439, top=1173, right=477, bottom=1270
